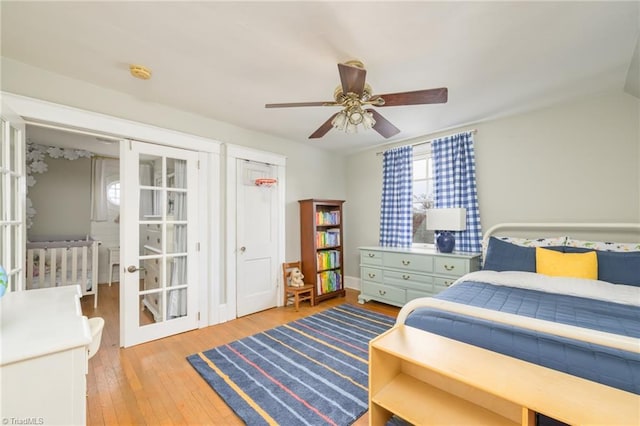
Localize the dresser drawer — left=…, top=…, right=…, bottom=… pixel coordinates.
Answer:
left=407, top=288, right=435, bottom=301
left=362, top=282, right=405, bottom=305
left=361, top=267, right=383, bottom=283
left=434, top=257, right=468, bottom=277
left=383, top=270, right=433, bottom=293
left=361, top=250, right=383, bottom=266
left=434, top=276, right=457, bottom=292
left=384, top=252, right=433, bottom=273
left=144, top=225, right=162, bottom=251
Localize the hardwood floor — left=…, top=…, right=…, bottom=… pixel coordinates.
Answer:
left=80, top=283, right=400, bottom=425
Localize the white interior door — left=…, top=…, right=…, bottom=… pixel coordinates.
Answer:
left=236, top=160, right=278, bottom=317
left=120, top=140, right=199, bottom=347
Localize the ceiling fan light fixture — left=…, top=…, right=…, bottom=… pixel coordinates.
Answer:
left=362, top=111, right=376, bottom=130
left=345, top=121, right=358, bottom=134
left=331, top=111, right=348, bottom=131
left=331, top=105, right=376, bottom=134
left=348, top=110, right=363, bottom=125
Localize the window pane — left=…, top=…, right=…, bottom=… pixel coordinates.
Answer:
left=412, top=151, right=434, bottom=245
left=413, top=159, right=426, bottom=180
left=107, top=181, right=120, bottom=206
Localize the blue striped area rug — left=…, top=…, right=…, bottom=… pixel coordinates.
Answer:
left=187, top=304, right=395, bottom=426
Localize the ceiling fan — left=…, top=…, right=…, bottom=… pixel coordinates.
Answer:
left=265, top=60, right=448, bottom=139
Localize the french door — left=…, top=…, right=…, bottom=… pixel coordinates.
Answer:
left=120, top=140, right=199, bottom=347
left=0, top=105, right=26, bottom=293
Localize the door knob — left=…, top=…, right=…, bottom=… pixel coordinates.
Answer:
left=127, top=265, right=146, bottom=273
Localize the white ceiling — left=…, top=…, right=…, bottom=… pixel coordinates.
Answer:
left=2, top=1, right=638, bottom=154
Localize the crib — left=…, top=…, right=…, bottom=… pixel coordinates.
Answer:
left=26, top=237, right=100, bottom=307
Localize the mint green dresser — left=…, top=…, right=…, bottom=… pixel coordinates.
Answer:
left=358, top=246, right=481, bottom=307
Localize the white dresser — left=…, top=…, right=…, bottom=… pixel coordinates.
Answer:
left=358, top=246, right=481, bottom=307
left=141, top=220, right=174, bottom=322
left=0, top=286, right=91, bottom=425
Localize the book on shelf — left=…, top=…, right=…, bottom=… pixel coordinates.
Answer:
left=315, top=230, right=340, bottom=248
left=316, top=250, right=340, bottom=270
left=315, top=210, right=341, bottom=226
left=316, top=270, right=342, bottom=295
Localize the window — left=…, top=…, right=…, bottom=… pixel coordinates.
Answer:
left=412, top=145, right=434, bottom=245
left=107, top=181, right=120, bottom=206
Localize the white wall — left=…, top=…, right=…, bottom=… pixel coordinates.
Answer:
left=344, top=91, right=640, bottom=277
left=1, top=57, right=347, bottom=263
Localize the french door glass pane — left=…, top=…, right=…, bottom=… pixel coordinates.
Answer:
left=166, top=288, right=187, bottom=319
left=140, top=189, right=162, bottom=219
left=9, top=127, right=16, bottom=171
left=11, top=176, right=19, bottom=221
left=0, top=174, right=5, bottom=221
left=138, top=153, right=189, bottom=326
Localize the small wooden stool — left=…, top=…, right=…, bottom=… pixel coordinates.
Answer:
left=282, top=261, right=314, bottom=311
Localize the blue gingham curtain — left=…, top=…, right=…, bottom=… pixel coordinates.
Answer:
left=433, top=131, right=482, bottom=252
left=379, top=146, right=413, bottom=247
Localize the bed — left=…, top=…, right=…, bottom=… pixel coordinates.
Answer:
left=26, top=237, right=100, bottom=308
left=369, top=223, right=640, bottom=426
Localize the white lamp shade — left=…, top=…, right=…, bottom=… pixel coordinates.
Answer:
left=426, top=208, right=467, bottom=231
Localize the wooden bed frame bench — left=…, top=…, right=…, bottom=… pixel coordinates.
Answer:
left=369, top=325, right=639, bottom=425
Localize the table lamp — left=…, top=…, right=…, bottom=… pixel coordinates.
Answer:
left=426, top=208, right=467, bottom=253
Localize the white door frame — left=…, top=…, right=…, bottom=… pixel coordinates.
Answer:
left=224, top=144, right=285, bottom=322
left=2, top=92, right=221, bottom=345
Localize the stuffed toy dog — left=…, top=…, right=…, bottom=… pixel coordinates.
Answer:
left=289, top=267, right=305, bottom=287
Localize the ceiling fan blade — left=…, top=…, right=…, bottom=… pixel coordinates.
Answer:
left=338, top=62, right=366, bottom=95
left=372, top=87, right=448, bottom=107
left=265, top=101, right=337, bottom=108
left=309, top=113, right=339, bottom=139
left=366, top=109, right=401, bottom=138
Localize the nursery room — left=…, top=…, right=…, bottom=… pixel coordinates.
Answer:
left=23, top=125, right=121, bottom=307
left=1, top=2, right=639, bottom=426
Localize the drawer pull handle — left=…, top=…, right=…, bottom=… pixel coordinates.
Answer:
left=445, top=281, right=453, bottom=286
left=368, top=273, right=376, bottom=278
left=368, top=253, right=375, bottom=257
left=402, top=260, right=410, bottom=266
left=444, top=264, right=455, bottom=271
left=157, top=238, right=161, bottom=244
left=378, top=290, right=386, bottom=296
left=402, top=274, right=410, bottom=280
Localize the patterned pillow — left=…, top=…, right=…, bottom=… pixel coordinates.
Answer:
left=565, top=238, right=640, bottom=252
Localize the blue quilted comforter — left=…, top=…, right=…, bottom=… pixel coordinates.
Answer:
left=405, top=278, right=640, bottom=394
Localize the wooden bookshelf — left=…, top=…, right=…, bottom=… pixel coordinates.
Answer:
left=298, top=199, right=346, bottom=304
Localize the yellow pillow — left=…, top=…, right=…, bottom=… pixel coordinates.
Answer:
left=535, top=247, right=598, bottom=280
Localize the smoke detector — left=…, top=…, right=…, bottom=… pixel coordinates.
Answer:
left=129, top=64, right=152, bottom=80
